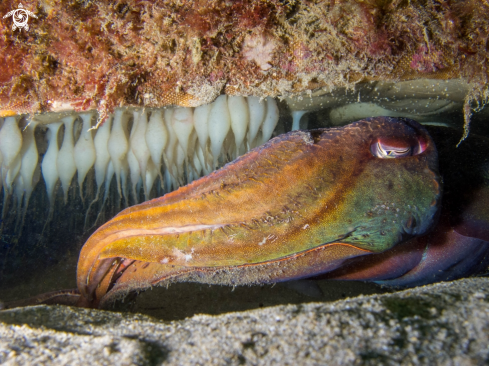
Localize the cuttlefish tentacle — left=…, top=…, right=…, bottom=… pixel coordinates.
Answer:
left=77, top=117, right=441, bottom=308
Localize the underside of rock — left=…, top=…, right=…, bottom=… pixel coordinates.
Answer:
left=1, top=0, right=488, bottom=121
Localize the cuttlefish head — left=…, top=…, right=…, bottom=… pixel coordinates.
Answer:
left=77, top=117, right=441, bottom=308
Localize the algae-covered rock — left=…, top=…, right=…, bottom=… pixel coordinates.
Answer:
left=1, top=0, right=488, bottom=119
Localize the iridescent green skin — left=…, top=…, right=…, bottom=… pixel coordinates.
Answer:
left=77, top=117, right=441, bottom=308
left=325, top=126, right=489, bottom=287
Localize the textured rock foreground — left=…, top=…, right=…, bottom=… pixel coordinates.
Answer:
left=1, top=278, right=489, bottom=365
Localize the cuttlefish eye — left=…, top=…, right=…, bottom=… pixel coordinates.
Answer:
left=370, top=136, right=426, bottom=159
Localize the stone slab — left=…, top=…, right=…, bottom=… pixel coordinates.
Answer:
left=1, top=278, right=488, bottom=365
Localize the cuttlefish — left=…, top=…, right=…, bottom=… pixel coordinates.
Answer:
left=74, top=116, right=441, bottom=308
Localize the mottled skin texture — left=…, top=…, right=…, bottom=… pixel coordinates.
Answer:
left=77, top=117, right=441, bottom=308
left=325, top=127, right=489, bottom=286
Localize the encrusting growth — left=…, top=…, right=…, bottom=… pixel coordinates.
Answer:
left=0, top=0, right=487, bottom=125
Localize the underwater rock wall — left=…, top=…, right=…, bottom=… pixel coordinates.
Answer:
left=1, top=0, right=488, bottom=120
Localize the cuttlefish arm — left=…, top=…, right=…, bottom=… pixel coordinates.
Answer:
left=324, top=191, right=489, bottom=287
left=77, top=117, right=441, bottom=308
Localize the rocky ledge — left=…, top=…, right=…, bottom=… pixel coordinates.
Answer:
left=1, top=277, right=488, bottom=365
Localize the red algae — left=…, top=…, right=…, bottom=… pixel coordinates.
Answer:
left=0, top=0, right=487, bottom=119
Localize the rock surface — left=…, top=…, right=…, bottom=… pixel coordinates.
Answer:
left=1, top=1, right=488, bottom=118
left=1, top=278, right=488, bottom=365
